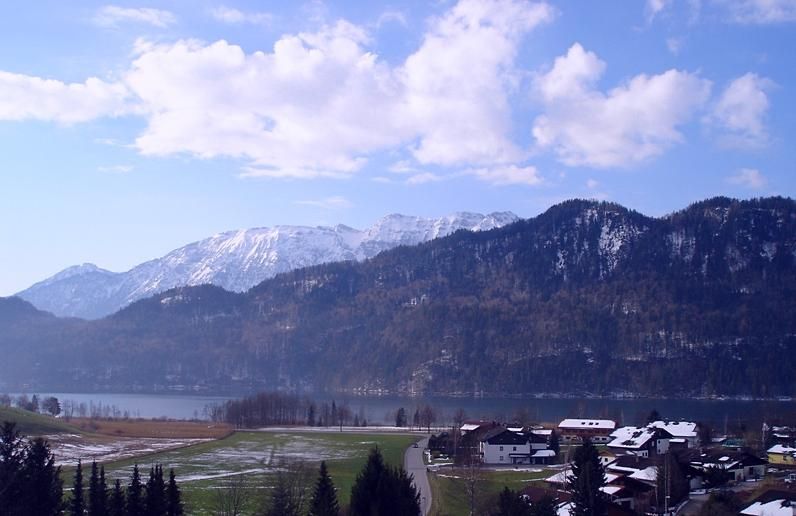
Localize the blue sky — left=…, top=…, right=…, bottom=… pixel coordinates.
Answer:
left=1, top=0, right=794, bottom=295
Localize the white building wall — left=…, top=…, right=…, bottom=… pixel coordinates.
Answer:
left=482, top=442, right=531, bottom=464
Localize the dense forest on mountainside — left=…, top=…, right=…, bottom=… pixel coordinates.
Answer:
left=1, top=197, right=795, bottom=397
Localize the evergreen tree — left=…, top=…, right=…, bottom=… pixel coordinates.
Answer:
left=127, top=464, right=144, bottom=516
left=308, top=461, right=339, bottom=516
left=20, top=437, right=63, bottom=516
left=647, top=409, right=661, bottom=424
left=566, top=440, right=607, bottom=516
left=529, top=494, right=557, bottom=516
left=89, top=461, right=107, bottom=516
left=395, top=408, right=407, bottom=428
left=109, top=479, right=126, bottom=516
left=267, top=473, right=298, bottom=516
left=655, top=452, right=689, bottom=512
left=0, top=421, right=24, bottom=514
left=99, top=467, right=108, bottom=515
left=493, top=487, right=531, bottom=516
left=549, top=430, right=560, bottom=457
left=72, top=459, right=86, bottom=516
left=166, top=469, right=184, bottom=516
left=144, top=464, right=167, bottom=515
left=350, top=447, right=420, bottom=516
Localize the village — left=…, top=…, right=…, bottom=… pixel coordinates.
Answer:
left=426, top=415, right=796, bottom=515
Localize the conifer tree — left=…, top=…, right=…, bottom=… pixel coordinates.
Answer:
left=166, top=469, right=184, bottom=516
left=127, top=464, right=144, bottom=516
left=21, top=437, right=63, bottom=516
left=145, top=464, right=167, bottom=515
left=529, top=494, right=557, bottom=516
left=566, top=439, right=607, bottom=516
left=267, top=473, right=298, bottom=516
left=350, top=447, right=420, bottom=516
left=494, top=486, right=531, bottom=516
left=109, top=479, right=126, bottom=516
left=0, top=421, right=24, bottom=512
left=89, top=461, right=108, bottom=516
left=308, top=461, right=339, bottom=516
left=72, top=459, right=86, bottom=516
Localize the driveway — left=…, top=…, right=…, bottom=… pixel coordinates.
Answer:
left=404, top=436, right=431, bottom=516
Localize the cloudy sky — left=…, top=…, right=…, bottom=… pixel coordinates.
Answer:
left=1, top=0, right=794, bottom=295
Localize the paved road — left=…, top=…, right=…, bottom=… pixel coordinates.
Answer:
left=404, top=436, right=431, bottom=516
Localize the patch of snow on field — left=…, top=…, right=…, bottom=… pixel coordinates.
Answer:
left=45, top=434, right=211, bottom=466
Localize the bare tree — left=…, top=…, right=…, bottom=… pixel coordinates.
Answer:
left=214, top=474, right=251, bottom=516
left=461, top=454, right=484, bottom=516
left=420, top=405, right=436, bottom=433
left=260, top=460, right=312, bottom=516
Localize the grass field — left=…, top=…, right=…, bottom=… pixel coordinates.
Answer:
left=429, top=467, right=554, bottom=516
left=97, top=430, right=419, bottom=514
left=67, top=418, right=234, bottom=439
left=0, top=406, right=81, bottom=435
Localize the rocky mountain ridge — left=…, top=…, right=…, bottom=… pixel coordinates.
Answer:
left=17, top=211, right=518, bottom=319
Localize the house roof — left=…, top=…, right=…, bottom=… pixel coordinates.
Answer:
left=482, top=428, right=528, bottom=445
left=608, top=426, right=658, bottom=449
left=741, top=500, right=795, bottom=516
left=648, top=420, right=698, bottom=439
left=532, top=450, right=556, bottom=458
left=768, top=444, right=796, bottom=455
left=559, top=419, right=616, bottom=430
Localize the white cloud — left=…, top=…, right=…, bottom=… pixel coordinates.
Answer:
left=402, top=0, right=556, bottom=167
left=646, top=0, right=673, bottom=22
left=468, top=164, right=542, bottom=186
left=586, top=178, right=599, bottom=189
left=0, top=0, right=557, bottom=184
left=728, top=168, right=767, bottom=189
left=707, top=73, right=772, bottom=148
left=532, top=43, right=712, bottom=168
left=406, top=172, right=443, bottom=185
left=295, top=195, right=352, bottom=209
left=93, top=5, right=176, bottom=28
left=712, top=0, right=796, bottom=23
left=374, top=10, right=408, bottom=28
left=388, top=160, right=419, bottom=174
left=210, top=6, right=272, bottom=25
left=0, top=71, right=130, bottom=123
left=97, top=164, right=134, bottom=174
left=666, top=37, right=683, bottom=55
left=126, top=23, right=407, bottom=178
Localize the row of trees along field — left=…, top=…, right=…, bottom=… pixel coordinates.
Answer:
left=207, top=391, right=442, bottom=431
left=0, top=421, right=184, bottom=516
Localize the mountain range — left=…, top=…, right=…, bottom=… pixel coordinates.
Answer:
left=16, top=212, right=518, bottom=319
left=1, top=197, right=794, bottom=398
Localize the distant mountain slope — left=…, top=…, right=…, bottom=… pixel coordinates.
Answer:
left=1, top=197, right=794, bottom=397
left=16, top=212, right=518, bottom=319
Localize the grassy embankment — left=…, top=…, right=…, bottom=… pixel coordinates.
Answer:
left=429, top=467, right=555, bottom=516
left=0, top=406, right=81, bottom=434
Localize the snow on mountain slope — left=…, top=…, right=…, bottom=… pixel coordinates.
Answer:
left=17, top=212, right=519, bottom=319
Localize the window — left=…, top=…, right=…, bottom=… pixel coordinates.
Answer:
left=513, top=446, right=517, bottom=451
left=499, top=446, right=503, bottom=451
left=499, top=456, right=504, bottom=462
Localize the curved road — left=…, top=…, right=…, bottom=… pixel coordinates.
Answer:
left=404, top=436, right=431, bottom=516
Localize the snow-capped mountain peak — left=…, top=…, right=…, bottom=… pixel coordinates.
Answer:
left=16, top=211, right=519, bottom=319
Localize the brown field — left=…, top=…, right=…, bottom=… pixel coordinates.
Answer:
left=68, top=418, right=234, bottom=439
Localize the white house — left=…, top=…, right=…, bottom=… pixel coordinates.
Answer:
left=648, top=420, right=699, bottom=448
left=557, top=418, right=616, bottom=443
left=480, top=428, right=532, bottom=464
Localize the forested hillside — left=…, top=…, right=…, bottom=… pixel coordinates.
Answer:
left=1, top=197, right=794, bottom=397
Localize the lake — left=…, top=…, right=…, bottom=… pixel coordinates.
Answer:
left=9, top=392, right=796, bottom=429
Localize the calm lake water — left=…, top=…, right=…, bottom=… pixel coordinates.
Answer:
left=10, top=392, right=796, bottom=429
